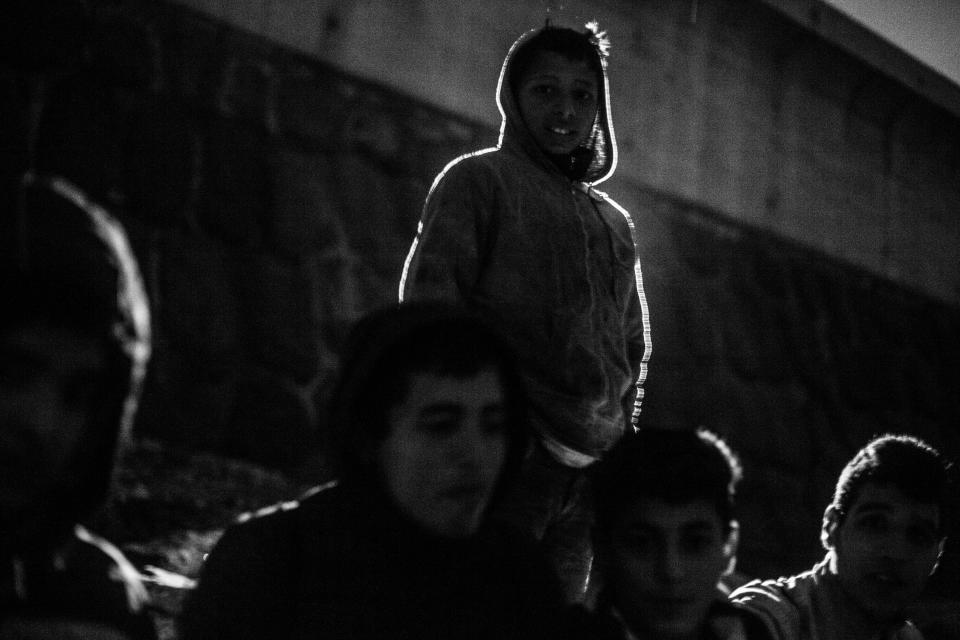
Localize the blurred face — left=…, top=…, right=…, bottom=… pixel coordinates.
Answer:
left=516, top=50, right=599, bottom=155
left=826, top=482, right=944, bottom=623
left=378, top=368, right=509, bottom=538
left=0, top=323, right=106, bottom=524
left=603, top=499, right=734, bottom=640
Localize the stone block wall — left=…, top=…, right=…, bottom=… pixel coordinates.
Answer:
left=2, top=0, right=488, bottom=471
left=168, top=0, right=960, bottom=308
left=2, top=0, right=957, bottom=606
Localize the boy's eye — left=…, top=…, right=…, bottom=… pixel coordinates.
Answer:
left=679, top=532, right=715, bottom=555
left=574, top=90, right=595, bottom=102
left=532, top=84, right=556, bottom=96
left=856, top=513, right=889, bottom=534
left=418, top=417, right=459, bottom=436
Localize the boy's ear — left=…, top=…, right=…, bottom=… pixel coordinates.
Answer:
left=821, top=505, right=840, bottom=551
left=722, top=520, right=740, bottom=576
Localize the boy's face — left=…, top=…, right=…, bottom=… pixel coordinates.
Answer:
left=826, top=481, right=944, bottom=622
left=0, top=323, right=106, bottom=523
left=378, top=367, right=509, bottom=538
left=603, top=498, right=734, bottom=640
left=516, top=50, right=599, bottom=155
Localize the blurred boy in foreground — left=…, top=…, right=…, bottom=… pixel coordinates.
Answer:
left=0, top=173, right=154, bottom=638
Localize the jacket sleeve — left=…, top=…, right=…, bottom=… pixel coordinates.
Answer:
left=177, top=510, right=296, bottom=640
left=728, top=581, right=798, bottom=640
left=625, top=250, right=651, bottom=426
left=399, top=155, right=498, bottom=303
left=603, top=194, right=652, bottom=428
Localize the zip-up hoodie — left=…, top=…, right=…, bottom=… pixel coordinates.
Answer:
left=400, top=26, right=651, bottom=460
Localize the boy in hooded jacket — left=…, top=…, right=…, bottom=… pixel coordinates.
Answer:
left=0, top=173, right=154, bottom=638
left=399, top=22, right=651, bottom=601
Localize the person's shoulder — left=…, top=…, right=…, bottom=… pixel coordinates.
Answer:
left=587, top=185, right=632, bottom=218
left=734, top=563, right=825, bottom=600
left=35, top=525, right=157, bottom=639
left=711, top=597, right=778, bottom=640
left=729, top=569, right=822, bottom=640
left=179, top=483, right=339, bottom=639
left=430, top=147, right=511, bottom=190
left=219, top=481, right=338, bottom=550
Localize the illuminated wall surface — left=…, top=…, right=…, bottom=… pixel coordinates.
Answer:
left=2, top=0, right=958, bottom=619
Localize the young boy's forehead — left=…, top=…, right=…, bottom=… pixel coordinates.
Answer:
left=615, top=497, right=724, bottom=531
left=848, top=481, right=941, bottom=529
left=520, top=50, right=597, bottom=80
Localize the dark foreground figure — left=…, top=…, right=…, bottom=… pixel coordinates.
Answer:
left=0, top=174, right=155, bottom=638
left=179, top=303, right=567, bottom=640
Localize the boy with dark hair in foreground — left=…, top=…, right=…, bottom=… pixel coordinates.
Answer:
left=0, top=173, right=154, bottom=638
left=731, top=434, right=953, bottom=640
left=180, top=303, right=566, bottom=640
left=581, top=427, right=768, bottom=640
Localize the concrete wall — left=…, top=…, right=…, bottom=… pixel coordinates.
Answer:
left=171, top=0, right=960, bottom=308
left=2, top=0, right=958, bottom=629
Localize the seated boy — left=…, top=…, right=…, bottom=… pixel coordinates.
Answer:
left=730, top=434, right=953, bottom=640
left=582, top=427, right=768, bottom=640
left=180, top=303, right=566, bottom=639
left=0, top=173, right=154, bottom=638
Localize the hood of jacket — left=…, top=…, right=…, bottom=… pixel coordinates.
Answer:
left=1, top=173, right=151, bottom=552
left=495, top=25, right=618, bottom=186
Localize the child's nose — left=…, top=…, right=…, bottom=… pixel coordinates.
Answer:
left=657, top=547, right=685, bottom=582
left=555, top=94, right=576, bottom=118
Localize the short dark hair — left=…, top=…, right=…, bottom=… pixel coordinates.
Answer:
left=831, top=434, right=953, bottom=532
left=328, top=302, right=530, bottom=483
left=509, top=23, right=608, bottom=95
left=592, top=427, right=743, bottom=536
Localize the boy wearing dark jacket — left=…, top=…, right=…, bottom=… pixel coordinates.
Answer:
left=0, top=173, right=154, bottom=638
left=180, top=303, right=567, bottom=640
left=400, top=22, right=651, bottom=602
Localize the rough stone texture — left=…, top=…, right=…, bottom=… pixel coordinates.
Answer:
left=2, top=0, right=958, bottom=619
